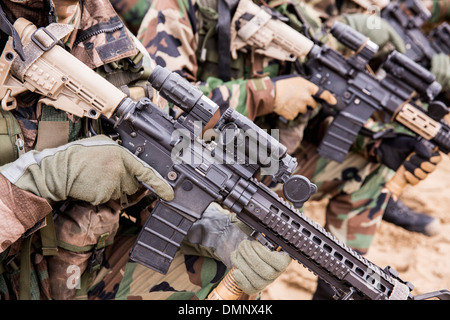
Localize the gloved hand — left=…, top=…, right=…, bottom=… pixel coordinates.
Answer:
left=431, top=53, right=450, bottom=91
left=342, top=13, right=406, bottom=53
left=374, top=134, right=441, bottom=184
left=273, top=75, right=337, bottom=121
left=231, top=239, right=292, bottom=295
left=0, top=135, right=174, bottom=205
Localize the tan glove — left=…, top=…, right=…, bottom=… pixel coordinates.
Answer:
left=431, top=53, right=450, bottom=91
left=273, top=76, right=337, bottom=121
left=231, top=239, right=292, bottom=295
left=0, top=135, right=174, bottom=205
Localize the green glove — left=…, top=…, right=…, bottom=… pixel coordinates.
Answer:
left=431, top=53, right=450, bottom=91
left=342, top=13, right=406, bottom=53
left=231, top=239, right=292, bottom=295
left=0, top=135, right=174, bottom=205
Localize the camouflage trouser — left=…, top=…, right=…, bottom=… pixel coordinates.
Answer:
left=274, top=140, right=395, bottom=254
left=85, top=234, right=253, bottom=300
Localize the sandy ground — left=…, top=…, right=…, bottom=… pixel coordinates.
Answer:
left=261, top=154, right=450, bottom=300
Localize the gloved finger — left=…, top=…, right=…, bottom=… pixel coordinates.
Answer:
left=279, top=107, right=301, bottom=121
left=231, top=248, right=271, bottom=294
left=386, top=24, right=406, bottom=53
left=251, top=241, right=291, bottom=273
left=429, top=151, right=442, bottom=164
left=122, top=151, right=174, bottom=201
left=296, top=83, right=319, bottom=109
left=231, top=240, right=290, bottom=281
left=232, top=268, right=261, bottom=295
left=431, top=54, right=450, bottom=89
left=304, top=93, right=319, bottom=110
left=408, top=154, right=437, bottom=173
left=318, top=89, right=337, bottom=105
left=232, top=241, right=278, bottom=281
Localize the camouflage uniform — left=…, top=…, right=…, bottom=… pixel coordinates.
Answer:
left=427, top=0, right=450, bottom=23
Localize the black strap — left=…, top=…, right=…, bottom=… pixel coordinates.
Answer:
left=216, top=0, right=231, bottom=82
left=0, top=3, right=25, bottom=60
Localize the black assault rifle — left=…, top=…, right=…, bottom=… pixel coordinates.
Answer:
left=106, top=65, right=449, bottom=300
left=229, top=0, right=449, bottom=164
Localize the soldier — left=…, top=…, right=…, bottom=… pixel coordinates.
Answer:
left=135, top=0, right=443, bottom=300
left=0, top=0, right=290, bottom=300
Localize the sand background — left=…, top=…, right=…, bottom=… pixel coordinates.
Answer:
left=261, top=154, right=450, bottom=300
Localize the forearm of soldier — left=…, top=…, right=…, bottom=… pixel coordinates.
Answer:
left=0, top=174, right=52, bottom=253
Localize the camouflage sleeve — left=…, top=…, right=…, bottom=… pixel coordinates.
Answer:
left=0, top=174, right=52, bottom=253
left=136, top=0, right=276, bottom=120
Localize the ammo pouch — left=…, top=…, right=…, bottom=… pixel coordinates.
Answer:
left=0, top=108, right=24, bottom=166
